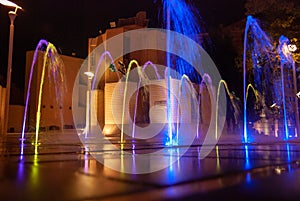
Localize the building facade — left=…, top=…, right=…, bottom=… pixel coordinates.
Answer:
left=24, top=51, right=83, bottom=131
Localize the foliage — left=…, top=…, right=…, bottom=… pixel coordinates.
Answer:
left=245, top=0, right=300, bottom=64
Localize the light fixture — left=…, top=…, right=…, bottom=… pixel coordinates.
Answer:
left=288, top=44, right=297, bottom=52
left=2, top=0, right=22, bottom=135
left=0, top=0, right=21, bottom=8
left=84, top=71, right=95, bottom=79
left=109, top=21, right=116, bottom=28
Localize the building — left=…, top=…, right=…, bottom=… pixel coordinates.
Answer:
left=24, top=51, right=83, bottom=131
left=84, top=11, right=213, bottom=136
left=22, top=11, right=213, bottom=137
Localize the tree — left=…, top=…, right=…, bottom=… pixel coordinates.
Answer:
left=245, top=0, right=300, bottom=61
left=243, top=0, right=300, bottom=120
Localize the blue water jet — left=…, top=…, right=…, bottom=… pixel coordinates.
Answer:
left=162, top=0, right=203, bottom=81
left=162, top=0, right=204, bottom=146
left=243, top=16, right=276, bottom=143
left=278, top=36, right=295, bottom=140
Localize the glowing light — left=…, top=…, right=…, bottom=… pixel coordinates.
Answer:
left=142, top=61, right=161, bottom=79
left=17, top=161, right=24, bottom=181
left=35, top=43, right=60, bottom=146
left=166, top=1, right=173, bottom=147
left=165, top=139, right=178, bottom=146
left=34, top=143, right=39, bottom=155
left=22, top=40, right=49, bottom=141
left=162, top=0, right=203, bottom=82
left=120, top=144, right=125, bottom=173
left=244, top=145, right=251, bottom=169
left=84, top=152, right=89, bottom=174
left=29, top=153, right=39, bottom=187
left=85, top=70, right=95, bottom=139
left=21, top=39, right=65, bottom=145
left=163, top=0, right=204, bottom=146
left=243, top=16, right=274, bottom=143
left=297, top=92, right=300, bottom=99
left=216, top=80, right=231, bottom=140
left=282, top=44, right=290, bottom=58
left=246, top=172, right=251, bottom=183
left=91, top=51, right=116, bottom=90
left=244, top=84, right=261, bottom=142
left=132, top=61, right=161, bottom=138
left=84, top=71, right=95, bottom=79
left=216, top=146, right=220, bottom=171
left=20, top=140, right=24, bottom=156
left=120, top=60, right=139, bottom=143
left=288, top=44, right=297, bottom=52
left=175, top=75, right=200, bottom=144
left=166, top=148, right=179, bottom=183
left=103, top=127, right=112, bottom=135
left=0, top=0, right=22, bottom=9
left=132, top=145, right=136, bottom=174
left=243, top=18, right=249, bottom=144
left=278, top=36, right=292, bottom=140
left=286, top=143, right=291, bottom=162
left=246, top=84, right=260, bottom=102
left=274, top=166, right=285, bottom=175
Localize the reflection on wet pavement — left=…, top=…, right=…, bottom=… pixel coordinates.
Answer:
left=0, top=131, right=300, bottom=200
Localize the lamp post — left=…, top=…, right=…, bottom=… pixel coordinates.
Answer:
left=287, top=44, right=300, bottom=137
left=84, top=71, right=94, bottom=139
left=0, top=0, right=22, bottom=135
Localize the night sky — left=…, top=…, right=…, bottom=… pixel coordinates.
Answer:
left=0, top=0, right=245, bottom=103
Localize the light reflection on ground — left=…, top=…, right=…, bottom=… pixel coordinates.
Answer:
left=0, top=131, right=300, bottom=200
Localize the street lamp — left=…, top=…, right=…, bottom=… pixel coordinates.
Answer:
left=1, top=0, right=22, bottom=135
left=288, top=44, right=297, bottom=52
left=287, top=44, right=300, bottom=137
left=84, top=71, right=94, bottom=138
left=282, top=41, right=300, bottom=137
left=0, top=0, right=22, bottom=9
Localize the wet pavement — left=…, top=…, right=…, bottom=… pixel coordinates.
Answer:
left=1, top=131, right=300, bottom=201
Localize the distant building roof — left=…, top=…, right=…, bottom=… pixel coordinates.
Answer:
left=117, top=11, right=149, bottom=28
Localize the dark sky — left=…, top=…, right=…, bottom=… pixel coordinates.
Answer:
left=0, top=0, right=245, bottom=97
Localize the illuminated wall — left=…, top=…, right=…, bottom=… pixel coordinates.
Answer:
left=24, top=51, right=83, bottom=131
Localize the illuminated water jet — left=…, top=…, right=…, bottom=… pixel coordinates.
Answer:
left=162, top=0, right=204, bottom=146
left=132, top=61, right=161, bottom=138
left=243, top=16, right=275, bottom=143
left=21, top=39, right=65, bottom=147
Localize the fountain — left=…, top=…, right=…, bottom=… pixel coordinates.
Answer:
left=216, top=80, right=240, bottom=140
left=21, top=39, right=48, bottom=141
left=120, top=60, right=139, bottom=143
left=21, top=39, right=65, bottom=148
left=89, top=51, right=115, bottom=138
left=89, top=54, right=163, bottom=142
left=132, top=61, right=161, bottom=139
left=243, top=16, right=299, bottom=141
left=243, top=16, right=277, bottom=142
left=115, top=59, right=200, bottom=145
left=175, top=74, right=200, bottom=144
left=91, top=51, right=116, bottom=89
left=71, top=3, right=225, bottom=173
left=278, top=36, right=300, bottom=138
left=162, top=0, right=206, bottom=145
left=82, top=50, right=215, bottom=146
